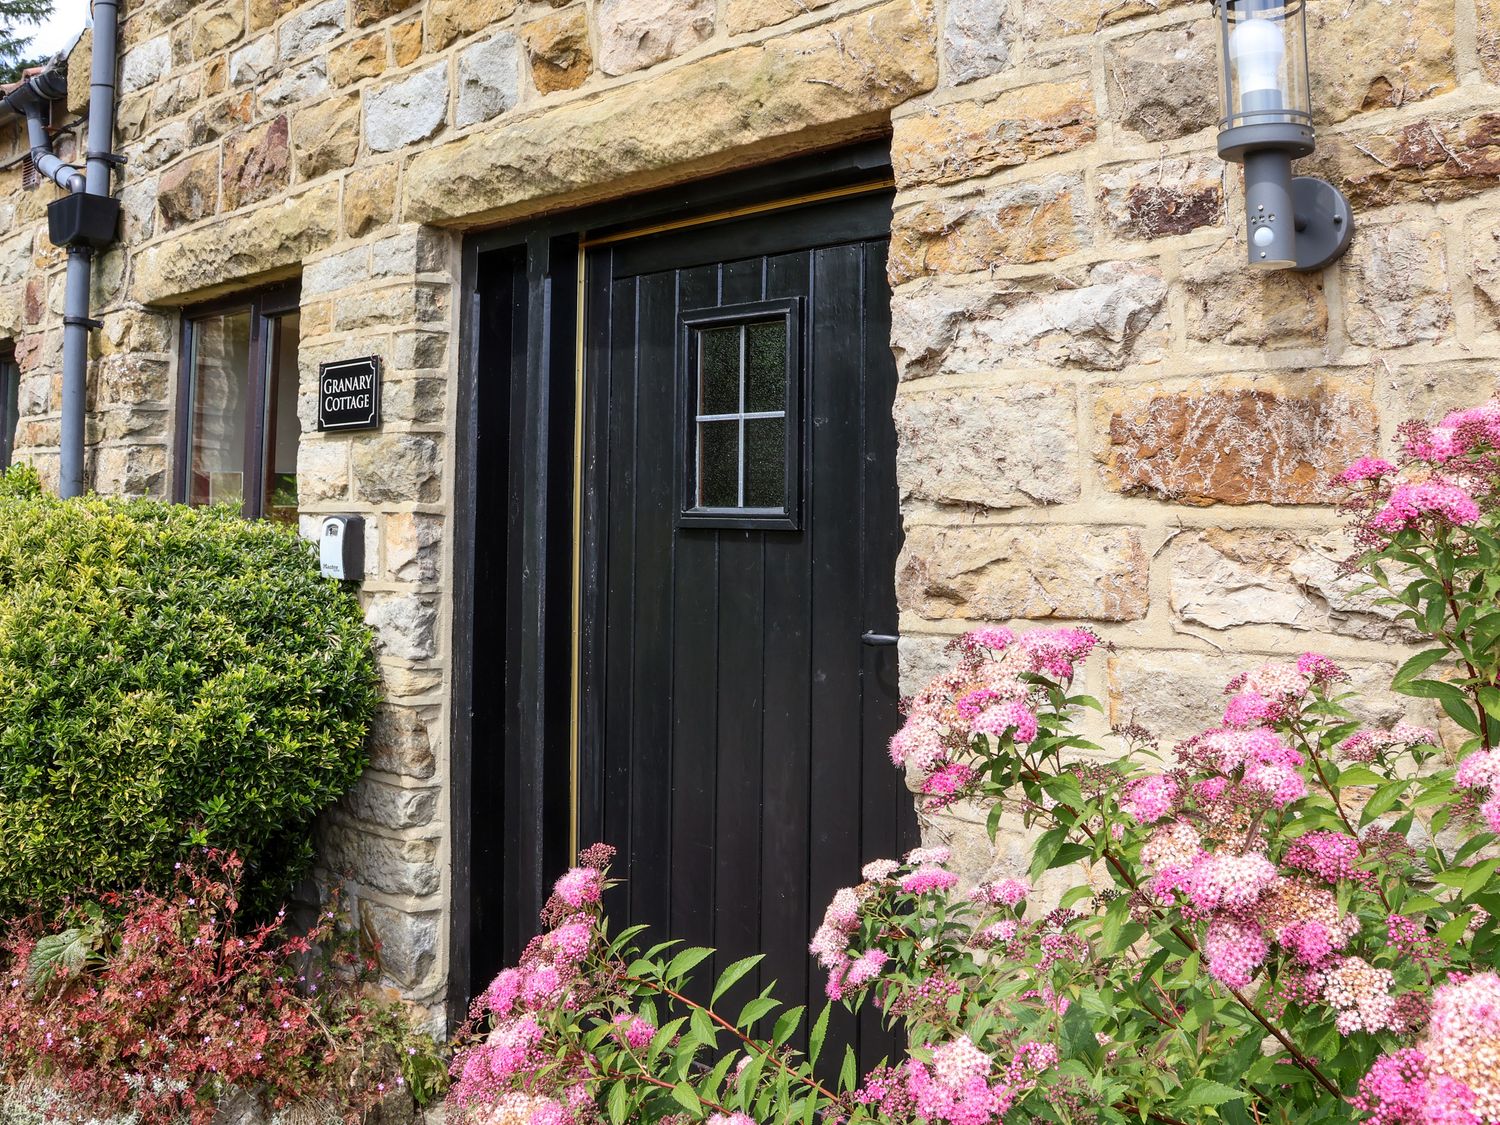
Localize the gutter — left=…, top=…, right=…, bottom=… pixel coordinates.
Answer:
left=0, top=6, right=121, bottom=499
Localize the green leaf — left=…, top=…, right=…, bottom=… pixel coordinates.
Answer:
left=664, top=946, right=714, bottom=983
left=772, top=1005, right=806, bottom=1046
left=736, top=996, right=780, bottom=1030
left=711, top=954, right=764, bottom=1005
left=670, top=1083, right=701, bottom=1114
left=1394, top=648, right=1451, bottom=686
left=607, top=1079, right=629, bottom=1125
left=1360, top=779, right=1408, bottom=824
left=26, top=926, right=98, bottom=992
left=1463, top=858, right=1500, bottom=899
left=1179, top=1080, right=1249, bottom=1107
left=807, top=1003, right=831, bottom=1067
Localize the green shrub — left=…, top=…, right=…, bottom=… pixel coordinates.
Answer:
left=0, top=465, right=380, bottom=916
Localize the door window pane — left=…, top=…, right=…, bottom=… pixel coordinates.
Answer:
left=0, top=353, right=18, bottom=471
left=263, top=312, right=301, bottom=523
left=686, top=308, right=795, bottom=519
left=187, top=312, right=252, bottom=511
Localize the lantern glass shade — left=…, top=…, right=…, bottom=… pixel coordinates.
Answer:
left=1215, top=0, right=1312, bottom=132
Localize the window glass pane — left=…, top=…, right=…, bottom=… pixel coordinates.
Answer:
left=697, top=419, right=739, bottom=508
left=0, top=357, right=18, bottom=470
left=699, top=326, right=740, bottom=415
left=744, top=416, right=786, bottom=509
left=187, top=311, right=252, bottom=511
left=263, top=312, right=301, bottom=523
left=744, top=320, right=787, bottom=414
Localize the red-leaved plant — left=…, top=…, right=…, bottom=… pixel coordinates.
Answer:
left=0, top=851, right=440, bottom=1124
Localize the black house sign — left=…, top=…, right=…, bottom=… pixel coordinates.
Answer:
left=317, top=356, right=381, bottom=432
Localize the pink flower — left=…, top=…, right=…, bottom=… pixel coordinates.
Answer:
left=1339, top=457, right=1397, bottom=484
left=922, top=762, right=978, bottom=802
left=1352, top=1048, right=1430, bottom=1125
left=1322, top=956, right=1397, bottom=1035
left=1284, top=831, right=1370, bottom=885
left=845, top=949, right=889, bottom=988
left=969, top=878, right=1029, bottom=907
left=1371, top=481, right=1481, bottom=532
left=1456, top=749, right=1500, bottom=791
left=1203, top=917, right=1269, bottom=989
left=1297, top=652, right=1347, bottom=684
left=890, top=715, right=946, bottom=771
left=901, top=866, right=959, bottom=895
left=809, top=923, right=849, bottom=969
left=824, top=887, right=861, bottom=931
left=862, top=859, right=900, bottom=881
left=554, top=866, right=603, bottom=908
left=1120, top=775, right=1179, bottom=824
left=1018, top=628, right=1098, bottom=680
left=1224, top=691, right=1279, bottom=728
left=545, top=919, right=593, bottom=965
left=967, top=626, right=1015, bottom=652
left=707, top=1115, right=758, bottom=1125
left=612, top=1012, right=656, bottom=1050
left=973, top=700, right=1039, bottom=744
left=482, top=968, right=523, bottom=1018
left=906, top=846, right=952, bottom=866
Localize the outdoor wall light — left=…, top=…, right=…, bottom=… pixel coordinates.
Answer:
left=1212, top=0, right=1353, bottom=271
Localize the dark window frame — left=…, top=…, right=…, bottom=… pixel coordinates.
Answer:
left=676, top=297, right=804, bottom=531
left=0, top=344, right=18, bottom=470
left=173, top=280, right=301, bottom=519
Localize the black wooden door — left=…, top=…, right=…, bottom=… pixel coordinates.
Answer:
left=578, top=190, right=918, bottom=1062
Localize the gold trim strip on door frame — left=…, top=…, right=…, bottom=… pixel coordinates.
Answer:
left=577, top=178, right=896, bottom=250
left=567, top=175, right=897, bottom=866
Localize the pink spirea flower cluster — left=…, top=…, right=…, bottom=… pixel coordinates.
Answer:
left=1356, top=973, right=1500, bottom=1125
left=900, top=1035, right=1058, bottom=1125
left=810, top=875, right=890, bottom=1000
left=449, top=854, right=617, bottom=1122
left=888, top=627, right=1099, bottom=805
left=1340, top=457, right=1398, bottom=484
left=706, top=1115, right=757, bottom=1125
left=1119, top=775, right=1179, bottom=824
left=1339, top=724, right=1440, bottom=763
left=1284, top=831, right=1373, bottom=886
left=1455, top=750, right=1500, bottom=835
left=1371, top=481, right=1482, bottom=532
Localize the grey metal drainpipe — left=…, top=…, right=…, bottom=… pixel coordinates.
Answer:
left=0, top=0, right=121, bottom=499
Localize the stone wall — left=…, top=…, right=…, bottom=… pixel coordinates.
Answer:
left=0, top=0, right=1497, bottom=1022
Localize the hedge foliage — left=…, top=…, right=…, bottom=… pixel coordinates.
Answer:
left=0, top=465, right=380, bottom=916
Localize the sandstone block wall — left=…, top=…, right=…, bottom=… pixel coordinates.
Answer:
left=1, top=0, right=1497, bottom=1019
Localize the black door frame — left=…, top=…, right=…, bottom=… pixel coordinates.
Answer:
left=449, top=141, right=896, bottom=1025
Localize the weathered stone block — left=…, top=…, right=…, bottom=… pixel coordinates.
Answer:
left=330, top=31, right=388, bottom=86
left=221, top=116, right=291, bottom=210
left=1169, top=528, right=1407, bottom=640
left=728, top=0, right=839, bottom=33
left=1021, top=0, right=1191, bottom=39
left=1482, top=0, right=1500, bottom=84
left=1096, top=373, right=1378, bottom=505
left=1177, top=237, right=1328, bottom=347
left=1106, top=649, right=1426, bottom=747
left=343, top=777, right=440, bottom=830
left=597, top=0, right=713, bottom=76
left=942, top=0, right=1014, bottom=85
left=319, top=825, right=440, bottom=896
left=297, top=436, right=350, bottom=500
left=279, top=0, right=345, bottom=61
left=151, top=71, right=205, bottom=121
left=1306, top=0, right=1454, bottom=125
left=890, top=174, right=1090, bottom=281
left=894, top=383, right=1081, bottom=509
left=892, top=77, right=1094, bottom=188
left=457, top=33, right=521, bottom=127
left=351, top=433, right=442, bottom=502
left=191, top=4, right=245, bottom=57
left=303, top=244, right=371, bottom=295
left=1096, top=155, right=1222, bottom=241
left=371, top=228, right=448, bottom=276
left=354, top=0, right=420, bottom=28
left=897, top=523, right=1150, bottom=622
left=369, top=704, right=437, bottom=779
left=249, top=0, right=317, bottom=31
left=385, top=511, right=444, bottom=581
left=156, top=152, right=219, bottom=232
left=405, top=0, right=938, bottom=225
left=391, top=18, right=423, bottom=64
left=1341, top=221, right=1452, bottom=348
left=229, top=35, right=277, bottom=85
left=425, top=0, right=518, bottom=50
left=1103, top=18, right=1217, bottom=142
left=345, top=163, right=398, bottom=237
left=522, top=8, right=592, bottom=94
left=366, top=64, right=449, bottom=152
left=365, top=592, right=440, bottom=661
left=259, top=57, right=329, bottom=111
left=359, top=901, right=441, bottom=988
left=291, top=93, right=361, bottom=182
left=120, top=35, right=171, bottom=92
left=1301, top=112, right=1500, bottom=210
left=1469, top=211, right=1500, bottom=332
left=890, top=262, right=1167, bottom=378
left=93, top=444, right=167, bottom=497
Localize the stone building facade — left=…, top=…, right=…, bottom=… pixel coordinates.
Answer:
left=1, top=0, right=1497, bottom=1028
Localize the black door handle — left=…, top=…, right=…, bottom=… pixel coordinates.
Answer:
left=861, top=631, right=899, bottom=647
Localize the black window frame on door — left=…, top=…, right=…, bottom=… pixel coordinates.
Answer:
left=450, top=140, right=898, bottom=1027
left=172, top=280, right=301, bottom=520
left=0, top=344, right=19, bottom=470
